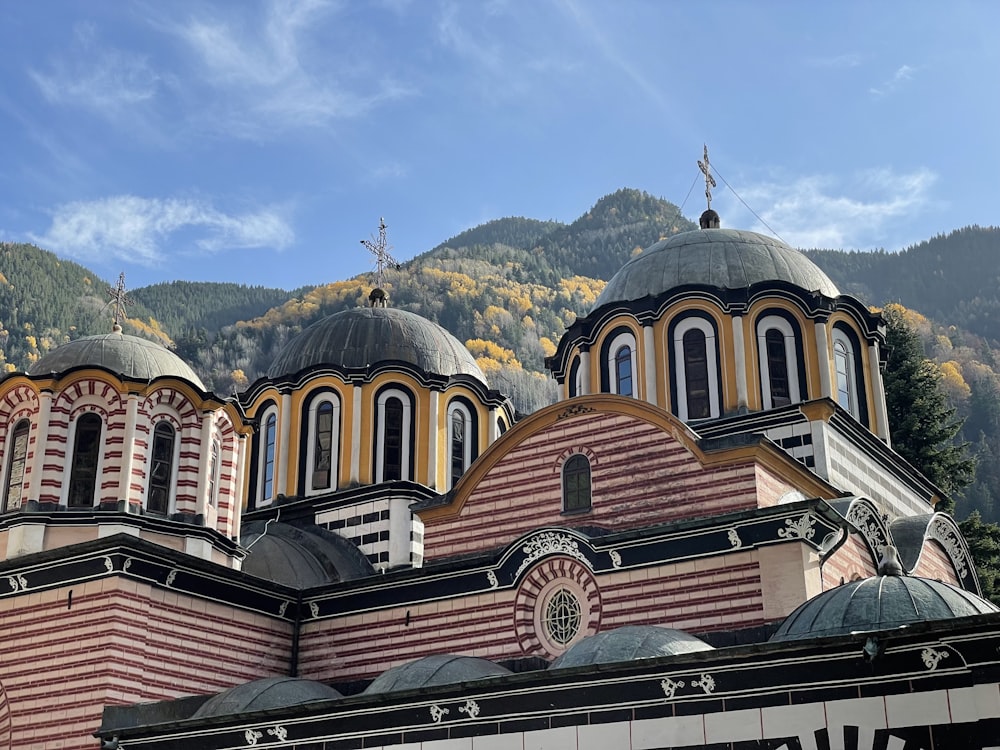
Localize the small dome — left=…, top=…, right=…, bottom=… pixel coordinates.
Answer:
left=363, top=654, right=511, bottom=695
left=267, top=306, right=486, bottom=383
left=549, top=625, right=713, bottom=670
left=192, top=677, right=342, bottom=718
left=593, top=228, right=839, bottom=311
left=28, top=332, right=204, bottom=389
left=241, top=521, right=375, bottom=588
left=771, top=575, right=999, bottom=642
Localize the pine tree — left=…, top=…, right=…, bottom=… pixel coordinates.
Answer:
left=882, top=304, right=975, bottom=507
left=958, top=511, right=1000, bottom=605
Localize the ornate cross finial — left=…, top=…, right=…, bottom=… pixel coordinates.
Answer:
left=106, top=272, right=133, bottom=332
left=698, top=144, right=717, bottom=210
left=360, top=217, right=400, bottom=290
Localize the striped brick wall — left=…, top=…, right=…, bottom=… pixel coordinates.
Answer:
left=0, top=386, right=39, bottom=510
left=912, top=538, right=962, bottom=585
left=423, top=411, right=785, bottom=560
left=821, top=533, right=877, bottom=590
left=0, top=578, right=292, bottom=749
left=298, top=552, right=765, bottom=684
left=139, top=388, right=202, bottom=513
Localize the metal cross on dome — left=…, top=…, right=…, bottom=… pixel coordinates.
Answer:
left=106, top=272, right=133, bottom=330
left=360, top=217, right=400, bottom=289
left=698, top=144, right=717, bottom=210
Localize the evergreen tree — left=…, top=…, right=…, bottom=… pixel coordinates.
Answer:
left=958, top=511, right=1000, bottom=605
left=882, top=304, right=975, bottom=506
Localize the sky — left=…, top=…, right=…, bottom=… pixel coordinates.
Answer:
left=1, top=1, right=998, bottom=291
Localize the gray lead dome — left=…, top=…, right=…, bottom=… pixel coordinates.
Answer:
left=770, top=575, right=999, bottom=641
left=27, top=333, right=205, bottom=389
left=267, top=306, right=487, bottom=383
left=593, top=228, right=840, bottom=311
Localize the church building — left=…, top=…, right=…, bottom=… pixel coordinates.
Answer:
left=0, top=156, right=997, bottom=750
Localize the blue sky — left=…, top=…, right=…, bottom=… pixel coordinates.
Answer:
left=1, top=1, right=997, bottom=291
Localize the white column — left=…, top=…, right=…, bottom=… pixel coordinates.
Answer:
left=487, top=407, right=497, bottom=443
left=579, top=350, right=591, bottom=395
left=197, top=412, right=213, bottom=517
left=642, top=324, right=658, bottom=406
left=232, top=434, right=247, bottom=542
left=815, top=321, right=832, bottom=400
left=428, top=390, right=439, bottom=489
left=350, top=385, right=362, bottom=483
left=28, top=391, right=52, bottom=502
left=276, top=392, right=292, bottom=497
left=119, top=393, right=139, bottom=511
left=732, top=316, right=749, bottom=410
left=869, top=342, right=891, bottom=444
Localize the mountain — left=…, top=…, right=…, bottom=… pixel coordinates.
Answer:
left=2, top=191, right=1000, bottom=522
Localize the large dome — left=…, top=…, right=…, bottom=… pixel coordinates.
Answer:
left=550, top=625, right=713, bottom=669
left=28, top=332, right=204, bottom=389
left=593, top=228, right=839, bottom=311
left=267, top=306, right=486, bottom=383
left=363, top=654, right=511, bottom=695
left=191, top=677, right=342, bottom=718
left=771, top=574, right=999, bottom=642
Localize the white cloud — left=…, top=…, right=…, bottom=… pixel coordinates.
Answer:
left=724, top=167, right=936, bottom=249
left=170, top=0, right=414, bottom=134
left=29, top=195, right=294, bottom=266
left=807, top=53, right=863, bottom=68
left=29, top=23, right=160, bottom=114
left=870, top=64, right=916, bottom=96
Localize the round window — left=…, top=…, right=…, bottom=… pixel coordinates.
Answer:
left=543, top=587, right=582, bottom=646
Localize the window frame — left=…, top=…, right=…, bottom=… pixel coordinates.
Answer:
left=831, top=323, right=869, bottom=425
left=2, top=419, right=30, bottom=512
left=671, top=316, right=721, bottom=421
left=756, top=314, right=802, bottom=410
left=562, top=453, right=592, bottom=513
left=305, top=393, right=340, bottom=495
left=375, top=387, right=413, bottom=483
left=259, top=408, right=278, bottom=504
left=66, top=412, right=104, bottom=508
left=602, top=329, right=638, bottom=397
left=146, top=421, right=177, bottom=515
left=447, top=399, right=473, bottom=489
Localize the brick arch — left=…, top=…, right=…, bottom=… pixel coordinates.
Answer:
left=0, top=385, right=38, bottom=425
left=142, top=388, right=200, bottom=430
left=553, top=445, right=597, bottom=474
left=513, top=556, right=601, bottom=660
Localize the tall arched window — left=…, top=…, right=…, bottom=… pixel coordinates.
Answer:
left=670, top=316, right=721, bottom=421
left=68, top=413, right=102, bottom=508
left=208, top=439, right=220, bottom=507
left=376, top=388, right=413, bottom=482
left=147, top=422, right=176, bottom=514
left=602, top=329, right=638, bottom=397
left=562, top=454, right=591, bottom=512
left=756, top=315, right=802, bottom=410
left=3, top=420, right=30, bottom=512
left=261, top=412, right=277, bottom=502
left=306, top=395, right=339, bottom=494
left=447, top=400, right=474, bottom=489
left=832, top=325, right=867, bottom=424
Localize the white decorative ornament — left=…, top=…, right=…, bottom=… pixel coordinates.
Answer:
left=7, top=574, right=27, bottom=592
left=927, top=517, right=970, bottom=580
left=244, top=728, right=263, bottom=745
left=659, top=677, right=685, bottom=698
left=486, top=571, right=498, bottom=589
left=429, top=705, right=449, bottom=723
left=845, top=501, right=889, bottom=556
left=727, top=528, right=742, bottom=549
left=515, top=531, right=592, bottom=578
left=921, top=647, right=949, bottom=671
left=777, top=513, right=816, bottom=541
left=123, top=559, right=133, bottom=572
left=459, top=699, right=480, bottom=718
left=309, top=602, right=320, bottom=618
left=609, top=550, right=622, bottom=568
left=267, top=725, right=288, bottom=740
left=103, top=556, right=114, bottom=573
left=691, top=673, right=716, bottom=694
left=165, top=570, right=178, bottom=587
left=278, top=601, right=289, bottom=617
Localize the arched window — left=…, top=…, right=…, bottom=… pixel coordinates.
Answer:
left=147, top=422, right=176, bottom=514
left=447, top=400, right=474, bottom=489
left=376, top=388, right=413, bottom=482
left=670, top=316, right=721, bottom=421
left=208, top=439, right=220, bottom=507
left=832, top=325, right=868, bottom=424
left=3, top=420, right=30, bottom=512
left=756, top=315, right=802, bottom=410
left=601, top=329, right=638, bottom=397
left=68, top=413, right=102, bottom=508
left=261, top=412, right=277, bottom=502
left=562, top=454, right=591, bottom=512
left=306, top=396, right=339, bottom=494
left=568, top=356, right=581, bottom=398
